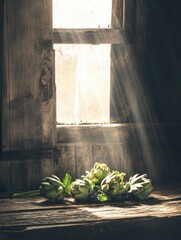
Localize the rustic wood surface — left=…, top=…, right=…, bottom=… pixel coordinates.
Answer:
left=2, top=0, right=56, bottom=151
left=0, top=184, right=181, bottom=240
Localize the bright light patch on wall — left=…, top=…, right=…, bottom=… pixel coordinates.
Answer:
left=53, top=0, right=112, bottom=124
left=54, top=44, right=111, bottom=124
left=53, top=0, right=112, bottom=28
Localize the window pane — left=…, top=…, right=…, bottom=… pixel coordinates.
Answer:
left=53, top=0, right=112, bottom=28
left=55, top=44, right=111, bottom=124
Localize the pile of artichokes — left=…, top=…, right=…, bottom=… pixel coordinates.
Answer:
left=13, top=162, right=153, bottom=203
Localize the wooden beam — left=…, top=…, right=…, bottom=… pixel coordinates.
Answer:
left=53, top=29, right=132, bottom=44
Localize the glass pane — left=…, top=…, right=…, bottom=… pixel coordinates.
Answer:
left=55, top=44, right=111, bottom=124
left=53, top=0, right=112, bottom=28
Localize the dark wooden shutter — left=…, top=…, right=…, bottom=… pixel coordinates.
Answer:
left=2, top=0, right=56, bottom=151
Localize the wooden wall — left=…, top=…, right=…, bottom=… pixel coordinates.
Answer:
left=1, top=0, right=181, bottom=192
left=1, top=0, right=56, bottom=191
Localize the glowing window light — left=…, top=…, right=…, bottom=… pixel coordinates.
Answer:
left=53, top=0, right=112, bottom=29
left=53, top=0, right=112, bottom=124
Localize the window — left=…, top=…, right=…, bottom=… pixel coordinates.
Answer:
left=53, top=0, right=133, bottom=126
left=53, top=0, right=113, bottom=125
left=54, top=44, right=111, bottom=124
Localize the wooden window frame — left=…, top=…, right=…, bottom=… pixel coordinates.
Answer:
left=54, top=0, right=135, bottom=142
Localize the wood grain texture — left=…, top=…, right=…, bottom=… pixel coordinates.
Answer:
left=0, top=160, right=11, bottom=192
left=11, top=160, right=28, bottom=191
left=75, top=145, right=93, bottom=178
left=57, top=146, right=76, bottom=180
left=3, top=0, right=56, bottom=151
left=92, top=143, right=124, bottom=172
left=0, top=185, right=181, bottom=240
left=26, top=159, right=42, bottom=189
left=2, top=0, right=10, bottom=151
left=41, top=158, right=59, bottom=180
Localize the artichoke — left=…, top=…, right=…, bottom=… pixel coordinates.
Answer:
left=124, top=174, right=153, bottom=200
left=84, top=162, right=110, bottom=184
left=39, top=175, right=65, bottom=202
left=70, top=178, right=94, bottom=201
left=100, top=171, right=126, bottom=199
left=13, top=174, right=68, bottom=202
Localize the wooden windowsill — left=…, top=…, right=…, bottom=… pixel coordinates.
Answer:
left=57, top=122, right=181, bottom=144
left=0, top=183, right=181, bottom=240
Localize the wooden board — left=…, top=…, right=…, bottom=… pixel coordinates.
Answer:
left=0, top=160, right=11, bottom=192
left=57, top=146, right=76, bottom=180
left=2, top=0, right=10, bottom=151
left=53, top=29, right=132, bottom=44
left=75, top=145, right=93, bottom=178
left=3, top=0, right=56, bottom=151
left=0, top=184, right=181, bottom=240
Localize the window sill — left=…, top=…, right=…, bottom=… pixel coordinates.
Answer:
left=56, top=122, right=181, bottom=145
left=57, top=123, right=130, bottom=144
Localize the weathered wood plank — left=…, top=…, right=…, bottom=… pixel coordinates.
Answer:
left=1, top=216, right=181, bottom=240
left=0, top=161, right=11, bottom=192
left=1, top=217, right=181, bottom=240
left=53, top=29, right=131, bottom=44
left=0, top=185, right=181, bottom=240
left=57, top=124, right=133, bottom=144
left=92, top=144, right=124, bottom=172
left=75, top=145, right=93, bottom=178
left=58, top=123, right=181, bottom=144
left=2, top=0, right=10, bottom=151
left=11, top=160, right=28, bottom=191
left=0, top=199, right=181, bottom=229
left=4, top=0, right=56, bottom=150
left=26, top=159, right=42, bottom=189
left=57, top=146, right=76, bottom=180
left=0, top=188, right=181, bottom=228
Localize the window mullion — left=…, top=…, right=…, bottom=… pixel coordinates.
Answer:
left=53, top=28, right=130, bottom=44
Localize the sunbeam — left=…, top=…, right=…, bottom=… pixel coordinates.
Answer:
left=53, top=0, right=171, bottom=182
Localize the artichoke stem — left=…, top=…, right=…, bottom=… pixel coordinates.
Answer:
left=12, top=190, right=40, bottom=198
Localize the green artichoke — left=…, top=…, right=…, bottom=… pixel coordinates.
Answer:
left=39, top=175, right=65, bottom=202
left=13, top=174, right=68, bottom=202
left=124, top=174, right=153, bottom=200
left=84, top=162, right=110, bottom=184
left=70, top=178, right=94, bottom=201
left=100, top=171, right=126, bottom=199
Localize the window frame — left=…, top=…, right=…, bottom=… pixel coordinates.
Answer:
left=53, top=0, right=135, bottom=140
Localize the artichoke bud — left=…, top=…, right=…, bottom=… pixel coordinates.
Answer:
left=45, top=177, right=62, bottom=187
left=79, top=186, right=89, bottom=194
left=39, top=175, right=66, bottom=202
left=44, top=188, right=58, bottom=199
left=70, top=178, right=94, bottom=201
left=86, top=162, right=110, bottom=184
left=74, top=193, right=89, bottom=201
left=126, top=173, right=153, bottom=200
left=100, top=171, right=126, bottom=198
left=51, top=175, right=61, bottom=181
